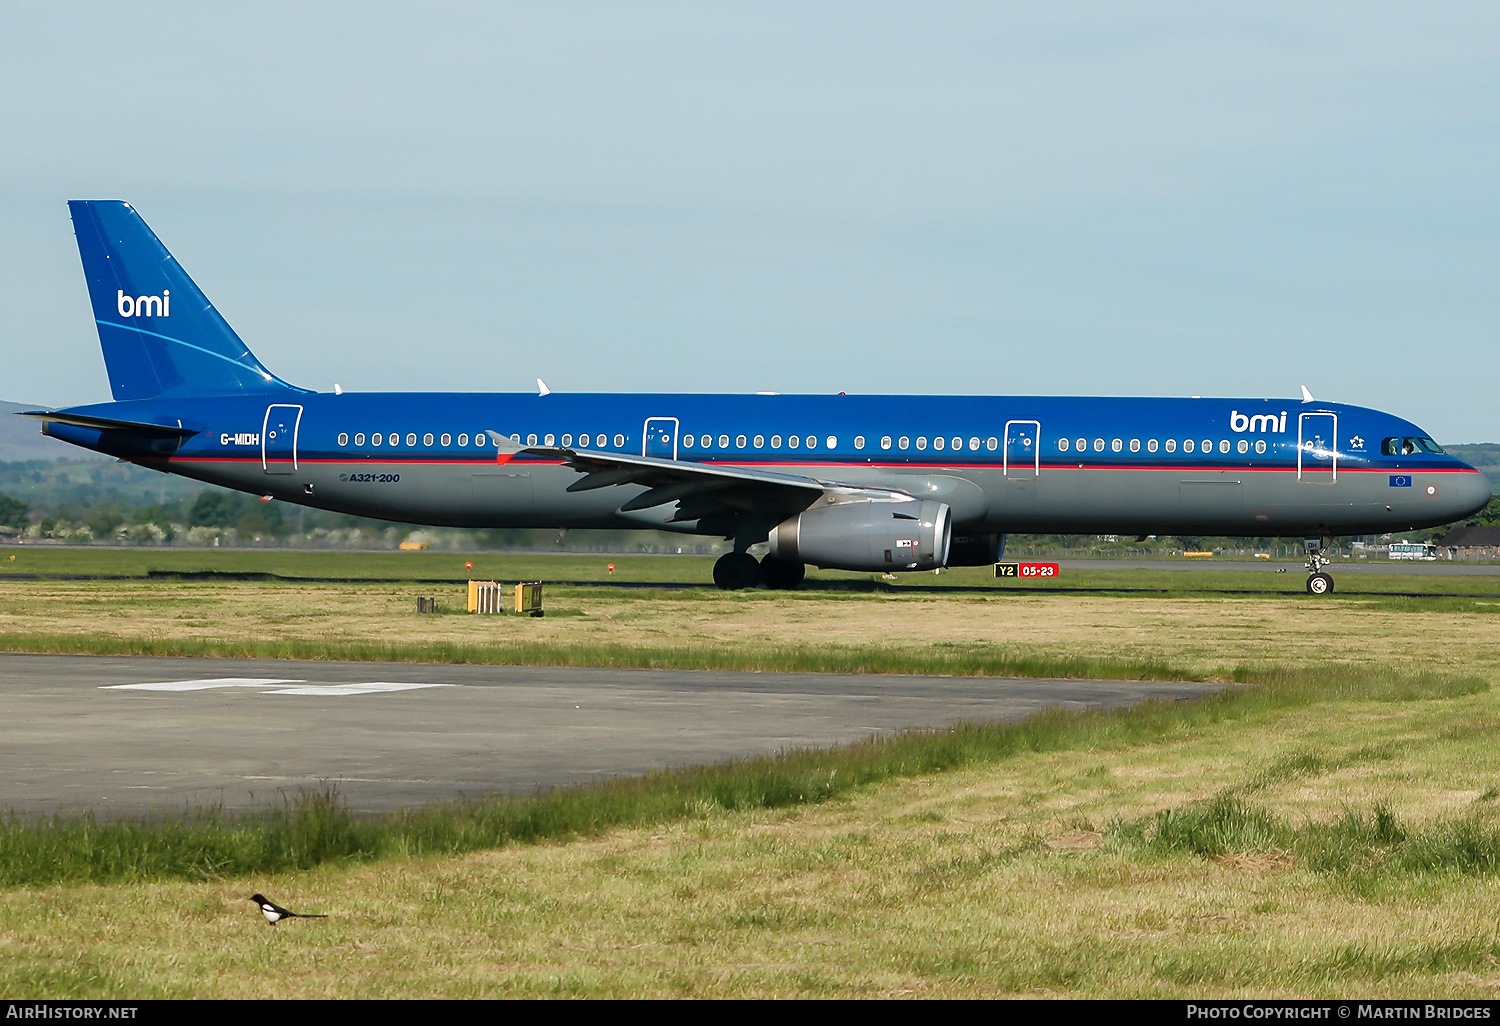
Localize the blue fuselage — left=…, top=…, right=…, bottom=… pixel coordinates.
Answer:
left=42, top=391, right=1493, bottom=540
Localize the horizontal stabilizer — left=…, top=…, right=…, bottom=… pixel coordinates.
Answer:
left=19, top=410, right=198, bottom=438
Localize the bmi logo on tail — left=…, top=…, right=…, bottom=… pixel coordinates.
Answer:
left=116, top=289, right=170, bottom=317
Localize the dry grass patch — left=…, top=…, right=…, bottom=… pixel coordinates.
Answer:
left=0, top=581, right=1499, bottom=680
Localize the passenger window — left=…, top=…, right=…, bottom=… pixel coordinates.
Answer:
left=968, top=437, right=979, bottom=451
left=898, top=436, right=910, bottom=450
left=718, top=434, right=730, bottom=448
left=372, top=433, right=383, bottom=446
left=771, top=435, right=782, bottom=448
left=1201, top=439, right=1211, bottom=453
left=1237, top=439, right=1248, bottom=454
left=854, top=435, right=865, bottom=450
left=559, top=434, right=570, bottom=447
left=788, top=435, right=799, bottom=449
left=442, top=433, right=452, bottom=446
left=527, top=434, right=538, bottom=446
left=354, top=433, right=366, bottom=446
left=1059, top=438, right=1070, bottom=452
left=1183, top=439, right=1194, bottom=453
left=1147, top=439, right=1157, bottom=453
left=1218, top=440, right=1229, bottom=454
left=1093, top=438, right=1104, bottom=452
left=1111, top=438, right=1122, bottom=452
left=404, top=433, right=415, bottom=446
left=1255, top=439, right=1266, bottom=454
left=916, top=437, right=928, bottom=450
left=986, top=437, right=997, bottom=451
left=736, top=434, right=747, bottom=448
left=543, top=434, right=554, bottom=446
left=807, top=435, right=818, bottom=448
left=754, top=434, right=765, bottom=448
left=827, top=436, right=837, bottom=449
left=1165, top=439, right=1175, bottom=453
left=934, top=437, right=945, bottom=451
left=1129, top=438, right=1140, bottom=453
left=456, top=433, right=466, bottom=446
left=1075, top=437, right=1085, bottom=452
left=881, top=436, right=892, bottom=450
left=424, top=433, right=435, bottom=446
left=509, top=433, right=519, bottom=444
left=338, top=432, right=349, bottom=446
left=613, top=434, right=625, bottom=447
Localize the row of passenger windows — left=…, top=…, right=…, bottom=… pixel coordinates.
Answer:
left=329, top=431, right=1292, bottom=457
left=685, top=434, right=1003, bottom=452
left=1059, top=437, right=1271, bottom=455
left=335, top=431, right=629, bottom=449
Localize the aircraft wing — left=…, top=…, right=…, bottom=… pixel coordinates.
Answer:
left=486, top=431, right=911, bottom=523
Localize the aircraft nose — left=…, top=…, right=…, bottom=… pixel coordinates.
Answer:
left=1447, top=467, right=1494, bottom=520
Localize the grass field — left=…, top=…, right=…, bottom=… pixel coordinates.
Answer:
left=3, top=551, right=1500, bottom=997
left=1, top=544, right=1496, bottom=593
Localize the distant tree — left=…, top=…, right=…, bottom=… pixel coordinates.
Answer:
left=236, top=502, right=287, bottom=540
left=1461, top=496, right=1500, bottom=527
left=0, top=492, right=28, bottom=528
left=190, top=490, right=247, bottom=528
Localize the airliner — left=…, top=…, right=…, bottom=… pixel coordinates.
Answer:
left=28, top=201, right=1492, bottom=595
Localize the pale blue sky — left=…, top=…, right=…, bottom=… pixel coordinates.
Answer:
left=1, top=2, right=1496, bottom=439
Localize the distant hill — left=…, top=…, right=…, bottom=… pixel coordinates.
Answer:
left=1444, top=444, right=1500, bottom=489
left=0, top=400, right=106, bottom=463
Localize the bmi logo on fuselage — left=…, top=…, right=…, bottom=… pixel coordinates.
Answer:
left=117, top=289, right=170, bottom=317
left=1230, top=410, right=1288, bottom=433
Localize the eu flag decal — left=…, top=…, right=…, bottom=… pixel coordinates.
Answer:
left=1390, top=475, right=1413, bottom=487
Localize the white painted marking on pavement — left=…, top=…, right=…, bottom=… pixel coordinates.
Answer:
left=101, top=678, right=453, bottom=697
left=263, top=683, right=453, bottom=696
left=103, top=678, right=303, bottom=691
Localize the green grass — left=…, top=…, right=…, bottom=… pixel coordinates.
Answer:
left=0, top=546, right=1495, bottom=596
left=1119, top=795, right=1500, bottom=890
left=0, top=661, right=1481, bottom=889
left=0, top=629, right=1208, bottom=677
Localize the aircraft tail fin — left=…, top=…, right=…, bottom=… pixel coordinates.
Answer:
left=67, top=200, right=307, bottom=400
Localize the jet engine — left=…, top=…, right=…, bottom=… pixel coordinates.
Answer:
left=767, top=499, right=951, bottom=572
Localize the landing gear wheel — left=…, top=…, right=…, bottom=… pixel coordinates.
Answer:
left=713, top=552, right=761, bottom=590
left=1307, top=572, right=1334, bottom=595
left=759, top=556, right=805, bottom=590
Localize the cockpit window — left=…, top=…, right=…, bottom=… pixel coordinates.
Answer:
left=1386, top=436, right=1445, bottom=455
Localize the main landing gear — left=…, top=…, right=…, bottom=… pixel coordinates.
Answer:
left=712, top=552, right=806, bottom=590
left=1303, top=538, right=1335, bottom=595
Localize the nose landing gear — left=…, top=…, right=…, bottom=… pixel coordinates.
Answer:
left=1304, top=537, right=1335, bottom=595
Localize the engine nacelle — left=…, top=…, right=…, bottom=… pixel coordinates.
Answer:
left=767, top=499, right=952, bottom=572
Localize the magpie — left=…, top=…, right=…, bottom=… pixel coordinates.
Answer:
left=250, top=893, right=327, bottom=925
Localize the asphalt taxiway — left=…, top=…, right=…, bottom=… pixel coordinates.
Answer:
left=0, top=654, right=1221, bottom=816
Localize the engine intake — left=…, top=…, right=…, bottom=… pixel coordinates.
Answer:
left=768, top=499, right=951, bottom=572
